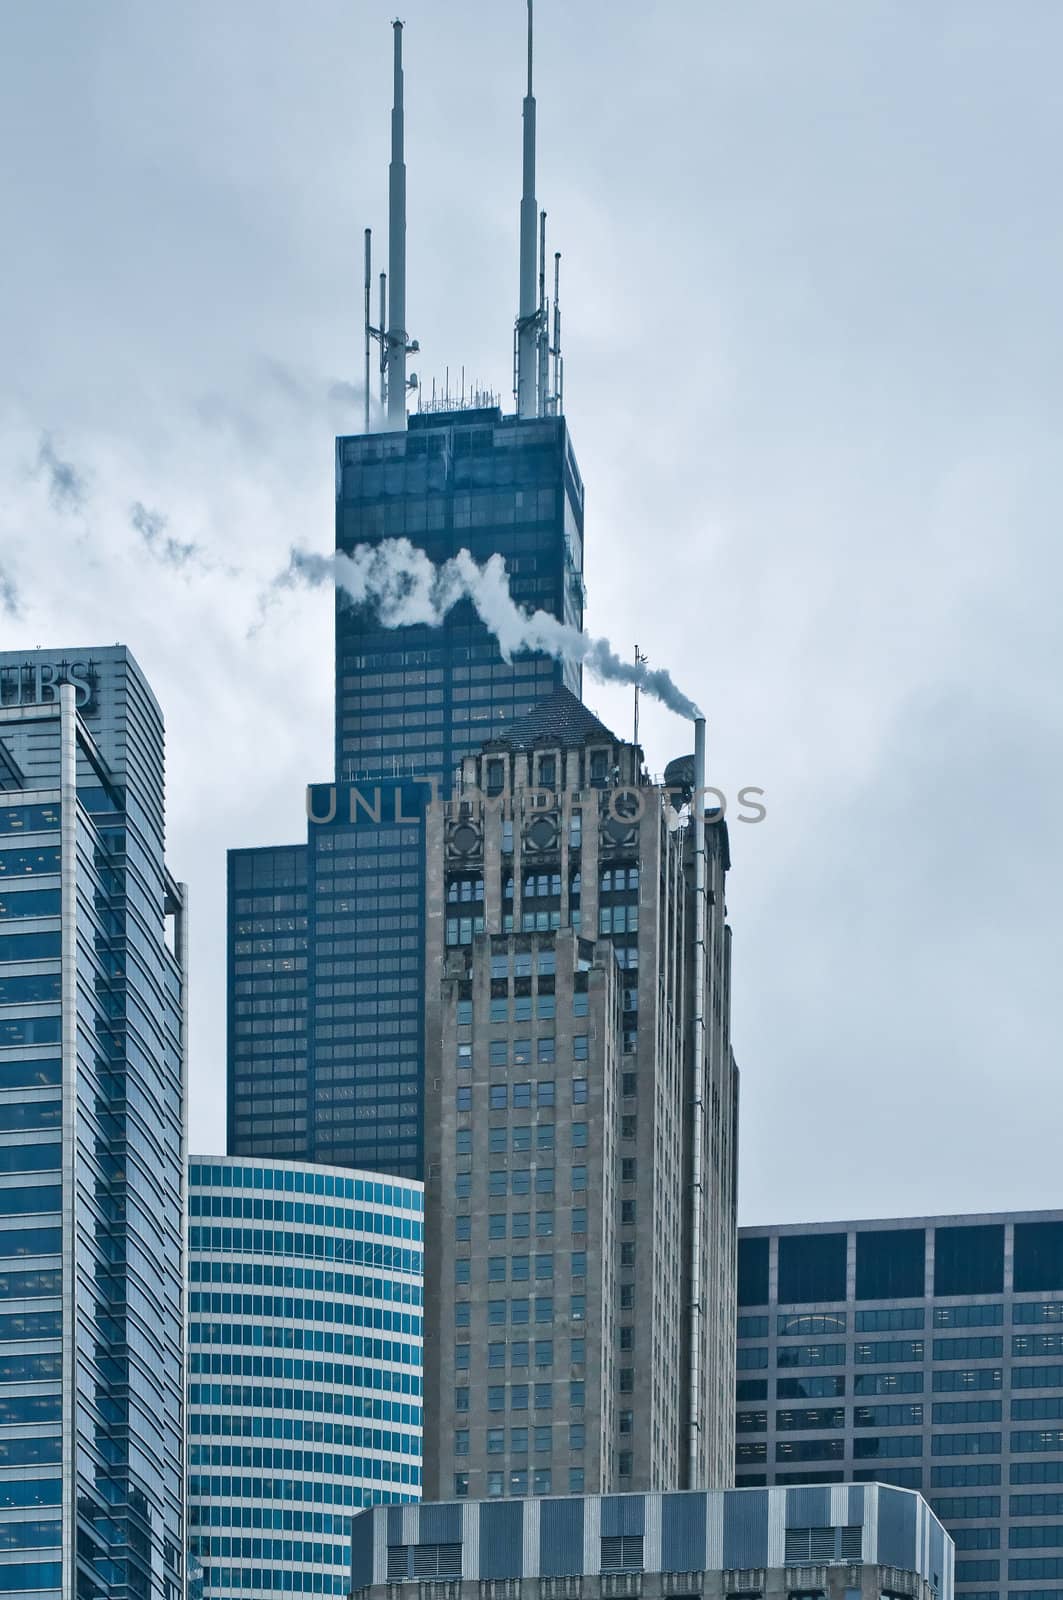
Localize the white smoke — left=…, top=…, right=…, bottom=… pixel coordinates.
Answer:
left=272, top=537, right=704, bottom=721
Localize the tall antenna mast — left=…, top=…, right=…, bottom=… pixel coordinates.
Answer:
left=386, top=20, right=409, bottom=429
left=363, top=228, right=372, bottom=434
left=537, top=210, right=549, bottom=413
left=550, top=250, right=562, bottom=415
left=516, top=0, right=538, bottom=418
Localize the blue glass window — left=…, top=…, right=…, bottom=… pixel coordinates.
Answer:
left=0, top=932, right=61, bottom=962
left=0, top=889, right=61, bottom=920
left=0, top=847, right=61, bottom=877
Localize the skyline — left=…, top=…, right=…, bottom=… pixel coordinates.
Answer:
left=2, top=0, right=1061, bottom=1224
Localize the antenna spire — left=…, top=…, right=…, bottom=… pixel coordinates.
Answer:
left=386, top=19, right=410, bottom=430
left=516, top=0, right=539, bottom=418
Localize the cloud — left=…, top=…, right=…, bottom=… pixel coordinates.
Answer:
left=0, top=565, right=19, bottom=618
left=36, top=433, right=87, bottom=513
left=130, top=499, right=203, bottom=570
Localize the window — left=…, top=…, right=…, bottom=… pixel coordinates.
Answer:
left=931, top=1432, right=1001, bottom=1455
left=619, top=1369, right=634, bottom=1393
left=933, top=1400, right=1001, bottom=1424
left=489, top=1085, right=507, bottom=1110
left=455, top=1388, right=469, bottom=1412
left=513, top=1083, right=532, bottom=1108
left=537, top=1038, right=556, bottom=1064
left=489, top=1214, right=506, bottom=1240
left=572, top=1078, right=588, bottom=1104
left=511, top=1427, right=528, bottom=1454
left=934, top=1367, right=1001, bottom=1392
left=777, top=1233, right=847, bottom=1305
left=738, top=1236, right=770, bottom=1306
left=488, top=1387, right=505, bottom=1412
left=854, top=1372, right=922, bottom=1396
left=778, top=1375, right=846, bottom=1399
left=854, top=1340, right=922, bottom=1364
left=455, top=1475, right=469, bottom=1497
left=537, top=1081, right=555, bottom=1107
left=855, top=1307, right=924, bottom=1332
left=454, top=1430, right=469, bottom=1456
left=513, top=1039, right=532, bottom=1065
left=490, top=1041, right=508, bottom=1068
left=933, top=1336, right=1003, bottom=1361
left=487, top=1428, right=504, bottom=1454
left=1015, top=1223, right=1063, bottom=1293
left=934, top=1303, right=1003, bottom=1328
left=455, top=1303, right=470, bottom=1328
left=934, top=1223, right=1005, bottom=1296
left=572, top=1208, right=587, bottom=1233
left=489, top=1343, right=505, bottom=1367
left=601, top=1536, right=643, bottom=1573
left=931, top=1464, right=1000, bottom=1488
left=456, top=1086, right=472, bottom=1112
left=537, top=1126, right=554, bottom=1151
left=573, top=1036, right=588, bottom=1060
left=489, top=1257, right=507, bottom=1282
left=854, top=1228, right=925, bottom=1300
left=487, top=1472, right=503, bottom=1497
left=455, top=1217, right=471, bottom=1242
left=571, top=1123, right=587, bottom=1147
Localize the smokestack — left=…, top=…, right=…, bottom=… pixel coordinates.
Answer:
left=516, top=1, right=538, bottom=418
left=386, top=20, right=408, bottom=430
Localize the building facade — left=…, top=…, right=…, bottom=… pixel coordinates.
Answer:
left=422, top=692, right=739, bottom=1502
left=736, top=1212, right=1063, bottom=1600
left=228, top=407, right=587, bottom=1181
left=186, top=1155, right=424, bottom=1599
left=349, top=1484, right=953, bottom=1600
left=0, top=648, right=187, bottom=1600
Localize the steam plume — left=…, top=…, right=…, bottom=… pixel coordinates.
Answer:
left=273, top=538, right=703, bottom=721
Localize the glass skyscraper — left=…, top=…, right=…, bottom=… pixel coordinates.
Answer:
left=186, top=1154, right=423, bottom=1598
left=735, top=1210, right=1063, bottom=1600
left=0, top=647, right=187, bottom=1600
left=228, top=408, right=586, bottom=1178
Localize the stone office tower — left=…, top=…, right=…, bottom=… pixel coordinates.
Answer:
left=422, top=689, right=739, bottom=1502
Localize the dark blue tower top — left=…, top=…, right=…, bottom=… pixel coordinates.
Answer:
left=334, top=406, right=585, bottom=789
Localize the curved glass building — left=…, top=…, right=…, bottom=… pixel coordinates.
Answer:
left=186, top=1156, right=423, bottom=1598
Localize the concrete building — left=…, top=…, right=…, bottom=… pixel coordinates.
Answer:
left=736, top=1211, right=1063, bottom=1600
left=0, top=648, right=187, bottom=1600
left=421, top=691, right=739, bottom=1501
left=349, top=1484, right=953, bottom=1600
left=186, top=1155, right=424, bottom=1599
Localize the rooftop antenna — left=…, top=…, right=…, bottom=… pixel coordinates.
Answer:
left=551, top=250, right=563, bottom=415
left=363, top=228, right=373, bottom=433
left=385, top=20, right=419, bottom=429
left=537, top=210, right=549, bottom=413
left=515, top=0, right=539, bottom=418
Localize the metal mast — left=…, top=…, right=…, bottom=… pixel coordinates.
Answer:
left=386, top=19, right=408, bottom=429
left=516, top=0, right=539, bottom=417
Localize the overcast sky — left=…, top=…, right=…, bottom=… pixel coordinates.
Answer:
left=2, top=1, right=1060, bottom=1225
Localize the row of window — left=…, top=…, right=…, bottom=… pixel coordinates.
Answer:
left=738, top=1305, right=1013, bottom=1339
left=456, top=1081, right=588, bottom=1111
left=740, top=1225, right=1063, bottom=1303
left=187, top=1227, right=421, bottom=1275
left=477, top=1331, right=589, bottom=1363
left=188, top=1164, right=421, bottom=1209
left=738, top=1335, right=1018, bottom=1367
left=454, top=1381, right=585, bottom=1411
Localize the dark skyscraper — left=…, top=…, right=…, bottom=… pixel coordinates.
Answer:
left=228, top=409, right=585, bottom=1178
left=227, top=10, right=587, bottom=1180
